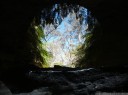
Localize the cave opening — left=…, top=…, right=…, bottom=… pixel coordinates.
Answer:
left=30, top=3, right=97, bottom=68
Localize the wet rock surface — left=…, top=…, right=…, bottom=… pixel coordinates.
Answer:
left=1, top=68, right=128, bottom=95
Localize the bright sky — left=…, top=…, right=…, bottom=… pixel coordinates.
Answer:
left=41, top=4, right=88, bottom=67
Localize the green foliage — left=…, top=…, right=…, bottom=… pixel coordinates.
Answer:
left=41, top=4, right=89, bottom=67
left=27, top=18, right=52, bottom=68
left=75, top=20, right=102, bottom=68
left=39, top=4, right=102, bottom=68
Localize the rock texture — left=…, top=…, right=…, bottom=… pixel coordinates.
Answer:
left=1, top=0, right=128, bottom=94
left=0, top=81, right=12, bottom=95
left=11, top=68, right=128, bottom=95
left=1, top=0, right=128, bottom=73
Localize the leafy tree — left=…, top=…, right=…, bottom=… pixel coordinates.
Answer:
left=75, top=18, right=102, bottom=68
left=41, top=4, right=88, bottom=67
left=27, top=18, right=52, bottom=68
left=37, top=3, right=99, bottom=68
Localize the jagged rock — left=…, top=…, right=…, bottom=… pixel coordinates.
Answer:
left=1, top=68, right=127, bottom=95
left=0, top=81, right=12, bottom=95
left=14, top=87, right=52, bottom=95
left=14, top=68, right=128, bottom=94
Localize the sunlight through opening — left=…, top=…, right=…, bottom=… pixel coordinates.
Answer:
left=39, top=4, right=95, bottom=68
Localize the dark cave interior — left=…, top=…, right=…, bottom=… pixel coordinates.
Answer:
left=1, top=0, right=128, bottom=70
left=1, top=0, right=128, bottom=94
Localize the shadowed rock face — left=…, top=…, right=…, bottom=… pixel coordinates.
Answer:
left=0, top=0, right=128, bottom=93
left=0, top=81, right=12, bottom=95
left=1, top=68, right=127, bottom=95
left=1, top=0, right=128, bottom=71
left=0, top=0, right=128, bottom=95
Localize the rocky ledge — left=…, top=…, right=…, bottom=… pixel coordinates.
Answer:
left=1, top=68, right=128, bottom=95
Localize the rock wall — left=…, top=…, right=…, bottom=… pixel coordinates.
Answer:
left=1, top=0, right=128, bottom=74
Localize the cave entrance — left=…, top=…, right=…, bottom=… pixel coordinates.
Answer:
left=35, top=3, right=95, bottom=68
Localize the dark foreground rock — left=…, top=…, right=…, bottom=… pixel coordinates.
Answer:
left=0, top=81, right=12, bottom=95
left=1, top=68, right=128, bottom=95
